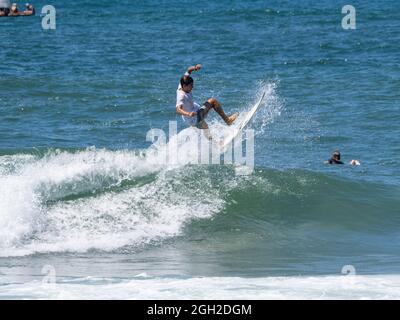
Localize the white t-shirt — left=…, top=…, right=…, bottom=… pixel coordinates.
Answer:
left=176, top=73, right=200, bottom=126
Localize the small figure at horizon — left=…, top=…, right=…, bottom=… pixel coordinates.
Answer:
left=8, top=2, right=19, bottom=15
left=22, top=3, right=35, bottom=16
left=325, top=150, right=360, bottom=166
left=0, top=2, right=35, bottom=17
left=0, top=7, right=10, bottom=16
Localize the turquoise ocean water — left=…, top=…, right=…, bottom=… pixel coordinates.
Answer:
left=0, top=0, right=399, bottom=299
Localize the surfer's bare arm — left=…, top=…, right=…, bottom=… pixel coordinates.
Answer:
left=176, top=104, right=196, bottom=117
left=186, top=64, right=202, bottom=74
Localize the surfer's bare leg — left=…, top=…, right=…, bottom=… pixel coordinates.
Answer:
left=199, top=98, right=238, bottom=126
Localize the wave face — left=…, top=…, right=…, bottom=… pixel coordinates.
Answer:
left=1, top=145, right=399, bottom=260
left=0, top=147, right=223, bottom=256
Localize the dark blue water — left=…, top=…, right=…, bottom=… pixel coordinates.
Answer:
left=0, top=0, right=399, bottom=299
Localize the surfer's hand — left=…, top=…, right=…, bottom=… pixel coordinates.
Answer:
left=187, top=65, right=201, bottom=74
left=188, top=112, right=197, bottom=117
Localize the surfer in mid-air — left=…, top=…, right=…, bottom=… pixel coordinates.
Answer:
left=176, top=64, right=238, bottom=130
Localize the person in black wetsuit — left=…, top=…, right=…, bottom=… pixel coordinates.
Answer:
left=327, top=150, right=344, bottom=164
left=326, top=150, right=360, bottom=166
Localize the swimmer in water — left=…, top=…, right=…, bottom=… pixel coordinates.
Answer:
left=9, top=3, right=20, bottom=16
left=327, top=150, right=344, bottom=164
left=1, top=3, right=34, bottom=16
left=325, top=150, right=360, bottom=166
left=22, top=3, right=35, bottom=16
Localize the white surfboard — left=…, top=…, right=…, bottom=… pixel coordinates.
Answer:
left=220, top=91, right=266, bottom=152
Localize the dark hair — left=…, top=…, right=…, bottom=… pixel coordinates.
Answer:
left=180, top=75, right=193, bottom=87
left=332, top=150, right=341, bottom=160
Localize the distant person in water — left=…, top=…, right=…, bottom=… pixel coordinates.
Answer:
left=8, top=3, right=18, bottom=15
left=2, top=3, right=34, bottom=16
left=0, top=8, right=10, bottom=16
left=176, top=64, right=238, bottom=130
left=22, top=3, right=34, bottom=15
left=326, top=150, right=360, bottom=166
left=327, top=150, right=344, bottom=164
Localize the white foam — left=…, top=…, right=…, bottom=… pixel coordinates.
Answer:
left=0, top=149, right=149, bottom=253
left=0, top=146, right=225, bottom=256
left=1, top=275, right=399, bottom=300
left=0, top=132, right=206, bottom=255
